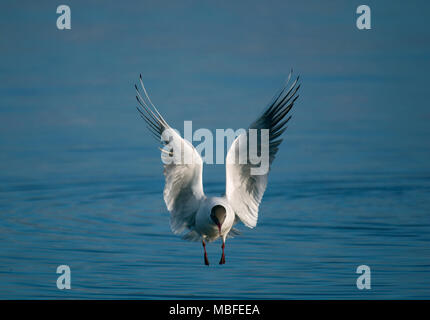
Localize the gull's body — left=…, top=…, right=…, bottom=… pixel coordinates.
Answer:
left=135, top=71, right=300, bottom=265
left=194, top=197, right=235, bottom=242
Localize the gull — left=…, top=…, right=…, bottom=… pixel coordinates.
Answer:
left=135, top=71, right=300, bottom=265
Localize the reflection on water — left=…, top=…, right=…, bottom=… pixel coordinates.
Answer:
left=1, top=151, right=429, bottom=299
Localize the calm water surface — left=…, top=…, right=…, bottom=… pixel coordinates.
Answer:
left=0, top=145, right=429, bottom=299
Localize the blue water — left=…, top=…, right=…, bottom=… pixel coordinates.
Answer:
left=1, top=0, right=430, bottom=299
left=1, top=147, right=429, bottom=299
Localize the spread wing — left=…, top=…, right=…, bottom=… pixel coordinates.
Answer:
left=225, top=71, right=300, bottom=228
left=135, top=75, right=205, bottom=234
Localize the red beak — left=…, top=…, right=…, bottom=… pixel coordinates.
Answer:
left=217, top=223, right=221, bottom=235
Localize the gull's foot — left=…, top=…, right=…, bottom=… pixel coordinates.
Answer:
left=219, top=254, right=225, bottom=265
left=219, top=241, right=226, bottom=264
left=202, top=240, right=209, bottom=266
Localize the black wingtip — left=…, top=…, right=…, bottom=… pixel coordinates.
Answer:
left=134, top=84, right=139, bottom=91
left=139, top=73, right=143, bottom=80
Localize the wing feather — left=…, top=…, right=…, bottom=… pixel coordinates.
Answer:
left=135, top=75, right=205, bottom=234
left=225, top=71, right=300, bottom=228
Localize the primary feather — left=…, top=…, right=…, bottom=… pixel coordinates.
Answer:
left=225, top=71, right=300, bottom=228
left=135, top=75, right=205, bottom=234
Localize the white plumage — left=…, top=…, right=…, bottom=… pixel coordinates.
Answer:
left=135, top=71, right=300, bottom=265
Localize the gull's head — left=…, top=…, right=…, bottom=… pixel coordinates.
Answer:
left=210, top=205, right=226, bottom=234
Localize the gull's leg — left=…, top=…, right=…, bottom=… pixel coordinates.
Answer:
left=219, top=239, right=226, bottom=265
left=202, top=240, right=209, bottom=266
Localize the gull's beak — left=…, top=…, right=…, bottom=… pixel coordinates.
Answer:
left=217, top=223, right=221, bottom=235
